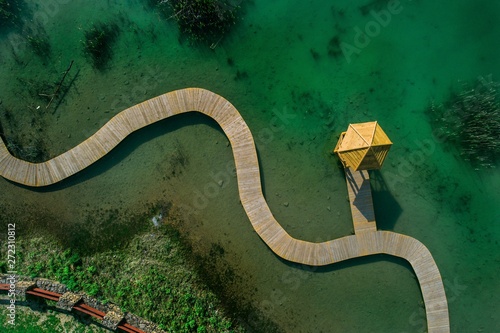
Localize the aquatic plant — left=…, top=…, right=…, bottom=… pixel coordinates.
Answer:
left=327, top=36, right=342, bottom=58
left=428, top=76, right=500, bottom=168
left=82, top=22, right=120, bottom=69
left=153, top=0, right=239, bottom=45
left=233, top=69, right=248, bottom=81
left=6, top=136, right=48, bottom=163
left=0, top=0, right=24, bottom=29
left=27, top=32, right=51, bottom=59
left=310, top=48, right=320, bottom=61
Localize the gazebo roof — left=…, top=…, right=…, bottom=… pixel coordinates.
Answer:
left=334, top=121, right=392, bottom=171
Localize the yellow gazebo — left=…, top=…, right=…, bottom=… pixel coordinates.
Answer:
left=334, top=121, right=392, bottom=171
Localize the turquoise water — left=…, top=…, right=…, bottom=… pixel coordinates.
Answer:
left=0, top=0, right=499, bottom=332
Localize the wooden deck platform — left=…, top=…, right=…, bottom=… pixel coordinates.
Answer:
left=0, top=88, right=449, bottom=332
left=345, top=168, right=377, bottom=233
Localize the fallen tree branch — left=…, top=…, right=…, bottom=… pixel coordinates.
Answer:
left=42, top=60, right=74, bottom=109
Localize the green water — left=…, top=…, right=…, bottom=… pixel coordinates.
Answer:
left=0, top=0, right=499, bottom=332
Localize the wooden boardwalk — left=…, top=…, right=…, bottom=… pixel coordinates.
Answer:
left=0, top=88, right=449, bottom=332
left=345, top=168, right=377, bottom=233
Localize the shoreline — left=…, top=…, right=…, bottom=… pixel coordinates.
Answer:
left=0, top=0, right=498, bottom=332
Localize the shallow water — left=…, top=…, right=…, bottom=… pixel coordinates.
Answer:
left=0, top=0, right=499, bottom=332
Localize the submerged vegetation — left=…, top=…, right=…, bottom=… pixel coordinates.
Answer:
left=27, top=29, right=52, bottom=60
left=82, top=22, right=120, bottom=69
left=151, top=0, right=240, bottom=45
left=5, top=136, right=48, bottom=162
left=0, top=102, right=50, bottom=163
left=0, top=0, right=24, bottom=29
left=428, top=76, right=500, bottom=168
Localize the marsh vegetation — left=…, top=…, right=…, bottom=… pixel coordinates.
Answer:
left=428, top=76, right=500, bottom=168
left=150, top=0, right=240, bottom=45
left=0, top=200, right=283, bottom=332
left=82, top=22, right=120, bottom=69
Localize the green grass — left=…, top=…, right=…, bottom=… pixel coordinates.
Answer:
left=0, top=205, right=247, bottom=333
left=0, top=302, right=107, bottom=333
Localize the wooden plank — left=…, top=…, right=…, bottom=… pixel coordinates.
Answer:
left=345, top=168, right=377, bottom=233
left=0, top=88, right=449, bottom=333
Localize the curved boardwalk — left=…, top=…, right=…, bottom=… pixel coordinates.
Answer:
left=0, top=88, right=449, bottom=332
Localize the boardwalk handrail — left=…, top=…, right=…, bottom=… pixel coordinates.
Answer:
left=0, top=88, right=449, bottom=332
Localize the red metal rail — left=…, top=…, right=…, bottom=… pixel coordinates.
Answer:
left=26, top=288, right=62, bottom=301
left=73, top=303, right=106, bottom=320
left=0, top=283, right=149, bottom=333
left=119, top=322, right=147, bottom=333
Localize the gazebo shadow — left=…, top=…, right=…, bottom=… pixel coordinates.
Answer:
left=369, top=170, right=402, bottom=230
left=345, top=168, right=375, bottom=222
